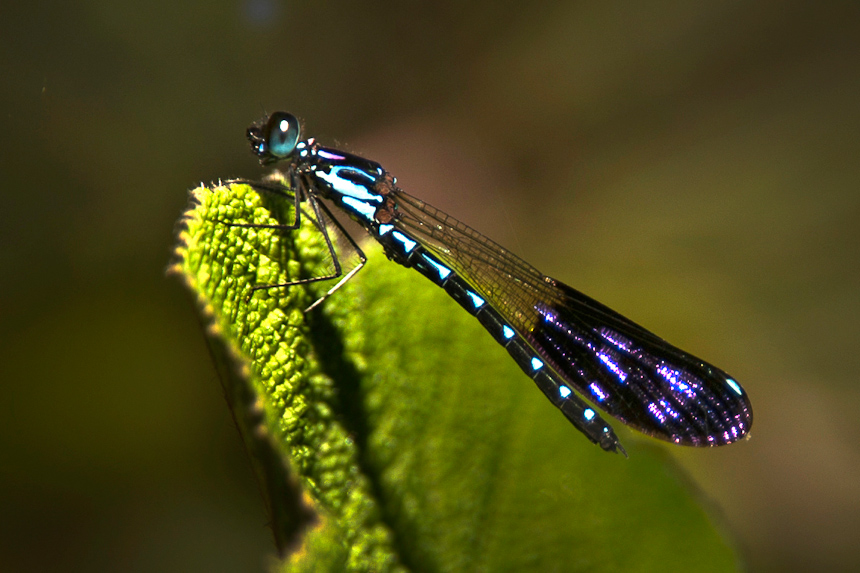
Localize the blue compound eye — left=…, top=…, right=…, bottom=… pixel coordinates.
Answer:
left=265, top=112, right=301, bottom=158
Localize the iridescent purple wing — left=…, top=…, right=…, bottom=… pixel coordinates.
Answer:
left=527, top=282, right=751, bottom=445
left=392, top=189, right=752, bottom=446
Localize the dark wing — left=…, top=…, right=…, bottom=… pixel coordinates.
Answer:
left=391, top=189, right=752, bottom=446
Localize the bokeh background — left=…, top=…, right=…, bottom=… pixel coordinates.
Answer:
left=2, top=2, right=858, bottom=571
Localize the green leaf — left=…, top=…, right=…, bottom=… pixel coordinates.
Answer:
left=173, top=180, right=743, bottom=572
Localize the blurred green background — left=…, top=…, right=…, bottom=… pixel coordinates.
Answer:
left=1, top=1, right=858, bottom=572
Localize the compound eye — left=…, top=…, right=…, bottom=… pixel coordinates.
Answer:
left=265, top=112, right=301, bottom=158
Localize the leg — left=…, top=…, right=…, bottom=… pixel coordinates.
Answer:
left=218, top=174, right=303, bottom=232
left=244, top=183, right=347, bottom=296
left=215, top=173, right=348, bottom=296
left=300, top=199, right=368, bottom=313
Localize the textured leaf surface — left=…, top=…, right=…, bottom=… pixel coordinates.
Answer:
left=174, top=180, right=742, bottom=572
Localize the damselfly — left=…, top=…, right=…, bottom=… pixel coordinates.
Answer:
left=238, top=111, right=753, bottom=456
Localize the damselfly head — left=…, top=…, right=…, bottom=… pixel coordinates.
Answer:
left=247, top=111, right=302, bottom=165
